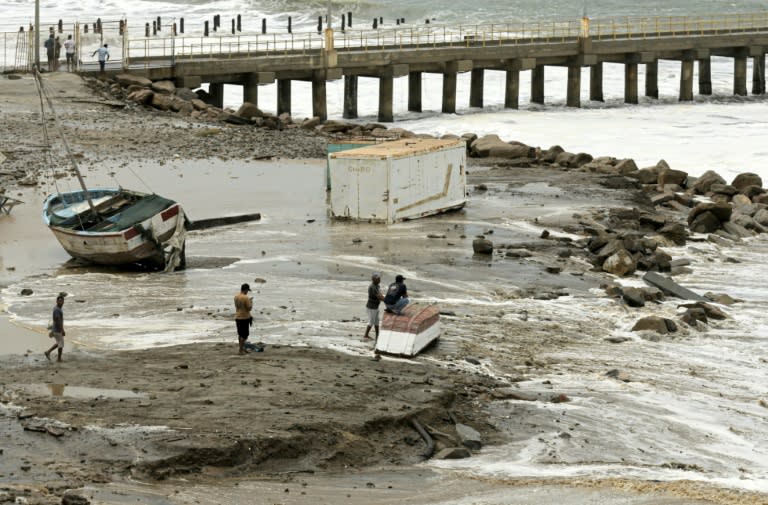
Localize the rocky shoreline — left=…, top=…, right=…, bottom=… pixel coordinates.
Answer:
left=2, top=72, right=767, bottom=505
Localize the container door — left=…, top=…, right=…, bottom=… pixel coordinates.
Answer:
left=330, top=159, right=389, bottom=221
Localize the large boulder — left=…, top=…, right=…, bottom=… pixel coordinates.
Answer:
left=539, top=145, right=564, bottom=163
left=151, top=80, right=176, bottom=94
left=127, top=88, right=153, bottom=105
left=150, top=93, right=174, bottom=111
left=487, top=143, right=534, bottom=159
left=689, top=211, right=722, bottom=234
left=658, top=223, right=687, bottom=246
left=614, top=158, right=638, bottom=175
left=602, top=250, right=637, bottom=277
left=630, top=167, right=659, bottom=184
left=455, top=423, right=482, bottom=450
left=731, top=172, right=763, bottom=192
left=693, top=170, right=727, bottom=194
left=659, top=168, right=688, bottom=187
left=236, top=101, right=263, bottom=119
left=632, top=316, right=677, bottom=333
left=470, top=134, right=508, bottom=157
left=115, top=73, right=152, bottom=87
left=472, top=238, right=494, bottom=255
left=687, top=202, right=732, bottom=225
left=753, top=208, right=768, bottom=226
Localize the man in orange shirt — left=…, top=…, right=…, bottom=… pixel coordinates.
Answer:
left=234, top=283, right=253, bottom=355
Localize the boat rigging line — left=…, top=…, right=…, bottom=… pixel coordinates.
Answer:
left=33, top=68, right=98, bottom=219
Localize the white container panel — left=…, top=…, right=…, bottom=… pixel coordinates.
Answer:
left=329, top=158, right=389, bottom=221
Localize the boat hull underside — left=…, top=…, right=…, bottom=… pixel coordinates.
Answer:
left=50, top=225, right=178, bottom=266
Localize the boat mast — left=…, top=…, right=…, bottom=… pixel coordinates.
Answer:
left=34, top=0, right=40, bottom=69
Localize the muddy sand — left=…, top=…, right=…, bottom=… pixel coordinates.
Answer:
left=1, top=72, right=762, bottom=505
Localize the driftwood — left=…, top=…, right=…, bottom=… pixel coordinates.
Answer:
left=411, top=418, right=435, bottom=459
left=186, top=213, right=261, bottom=231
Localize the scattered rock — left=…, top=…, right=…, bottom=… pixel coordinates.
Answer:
left=631, top=316, right=677, bottom=334
left=472, top=238, right=493, bottom=255
left=455, top=423, right=482, bottom=450
left=434, top=447, right=471, bottom=459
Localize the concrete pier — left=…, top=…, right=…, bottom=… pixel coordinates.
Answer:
left=243, top=73, right=259, bottom=105
left=679, top=56, right=694, bottom=101
left=531, top=65, right=545, bottom=104
left=209, top=82, right=224, bottom=108
left=277, top=79, right=291, bottom=116
left=505, top=66, right=520, bottom=109
left=567, top=65, right=581, bottom=108
left=312, top=72, right=327, bottom=121
left=379, top=72, right=394, bottom=122
left=624, top=58, right=638, bottom=104
left=408, top=72, right=422, bottom=112
left=590, top=63, right=603, bottom=102
left=645, top=61, right=658, bottom=99
left=118, top=14, right=768, bottom=122
left=698, top=58, right=712, bottom=95
left=343, top=75, right=357, bottom=118
left=753, top=53, right=766, bottom=94
left=734, top=50, right=748, bottom=96
left=470, top=68, right=484, bottom=108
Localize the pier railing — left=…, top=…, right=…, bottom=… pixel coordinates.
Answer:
left=3, top=11, right=768, bottom=71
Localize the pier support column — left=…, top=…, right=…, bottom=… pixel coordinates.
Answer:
left=208, top=82, right=224, bottom=108
left=312, top=73, right=327, bottom=122
left=531, top=65, right=545, bottom=104
left=679, top=58, right=694, bottom=101
left=243, top=74, right=259, bottom=106
left=752, top=53, right=766, bottom=95
left=470, top=68, right=484, bottom=108
left=343, top=75, right=358, bottom=119
left=504, top=67, right=520, bottom=109
left=378, top=73, right=394, bottom=123
left=645, top=61, right=658, bottom=99
left=624, top=58, right=638, bottom=104
left=442, top=72, right=457, bottom=113
left=408, top=72, right=422, bottom=112
left=589, top=63, right=603, bottom=102
left=277, top=79, right=291, bottom=116
left=698, top=58, right=712, bottom=95
left=566, top=65, right=581, bottom=108
left=734, top=50, right=748, bottom=96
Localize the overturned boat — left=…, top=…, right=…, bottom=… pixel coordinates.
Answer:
left=43, top=188, right=186, bottom=270
left=375, top=304, right=441, bottom=357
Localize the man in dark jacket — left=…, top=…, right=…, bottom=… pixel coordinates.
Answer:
left=44, top=33, right=56, bottom=71
left=363, top=272, right=384, bottom=341
left=384, top=274, right=409, bottom=315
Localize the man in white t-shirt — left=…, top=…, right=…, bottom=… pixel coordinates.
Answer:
left=63, top=35, right=75, bottom=71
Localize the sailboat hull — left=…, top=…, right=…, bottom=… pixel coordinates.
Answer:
left=43, top=189, right=186, bottom=269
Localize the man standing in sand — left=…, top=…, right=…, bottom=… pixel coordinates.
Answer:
left=234, top=283, right=253, bottom=355
left=92, top=44, right=109, bottom=73
left=44, top=295, right=65, bottom=362
left=363, top=273, right=384, bottom=342
left=384, top=275, right=410, bottom=315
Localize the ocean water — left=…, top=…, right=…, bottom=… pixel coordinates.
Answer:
left=3, top=0, right=768, bottom=499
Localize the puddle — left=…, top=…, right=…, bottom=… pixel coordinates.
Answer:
left=10, top=383, right=148, bottom=399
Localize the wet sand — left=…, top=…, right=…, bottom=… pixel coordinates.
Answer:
left=1, top=72, right=765, bottom=505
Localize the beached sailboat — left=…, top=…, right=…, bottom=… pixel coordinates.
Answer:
left=35, top=71, right=186, bottom=271
left=43, top=188, right=186, bottom=270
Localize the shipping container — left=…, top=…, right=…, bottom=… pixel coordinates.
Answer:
left=328, top=138, right=467, bottom=224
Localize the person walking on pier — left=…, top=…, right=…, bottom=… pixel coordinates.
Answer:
left=234, top=283, right=254, bottom=355
left=44, top=33, right=56, bottom=72
left=64, top=35, right=76, bottom=72
left=54, top=36, right=62, bottom=71
left=92, top=44, right=110, bottom=73
left=364, top=273, right=384, bottom=342
left=44, top=295, right=66, bottom=362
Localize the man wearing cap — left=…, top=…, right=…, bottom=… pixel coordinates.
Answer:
left=384, top=275, right=410, bottom=315
left=364, top=273, right=384, bottom=341
left=234, top=283, right=253, bottom=355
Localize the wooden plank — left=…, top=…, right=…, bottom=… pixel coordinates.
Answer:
left=643, top=271, right=707, bottom=301
left=186, top=213, right=262, bottom=231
